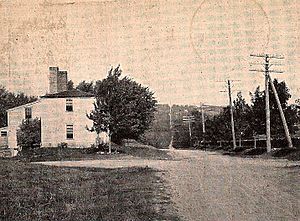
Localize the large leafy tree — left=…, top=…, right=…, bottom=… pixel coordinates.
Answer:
left=87, top=65, right=157, bottom=143
left=17, top=118, right=41, bottom=149
left=0, top=86, right=37, bottom=127
left=233, top=92, right=251, bottom=138
left=249, top=79, right=298, bottom=137
left=76, top=81, right=94, bottom=93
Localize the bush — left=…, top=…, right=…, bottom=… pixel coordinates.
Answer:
left=57, top=142, right=68, bottom=148
left=242, top=147, right=266, bottom=156
left=17, top=118, right=41, bottom=150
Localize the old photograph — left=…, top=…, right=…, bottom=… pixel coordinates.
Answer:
left=0, top=0, right=299, bottom=220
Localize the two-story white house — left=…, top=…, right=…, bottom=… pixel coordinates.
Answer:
left=1, top=67, right=98, bottom=149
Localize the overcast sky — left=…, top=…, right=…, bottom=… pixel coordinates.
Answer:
left=0, top=0, right=299, bottom=105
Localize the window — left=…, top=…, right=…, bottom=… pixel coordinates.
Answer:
left=25, top=107, right=32, bottom=119
left=1, top=131, right=7, bottom=137
left=66, top=124, right=74, bottom=139
left=66, top=99, right=73, bottom=112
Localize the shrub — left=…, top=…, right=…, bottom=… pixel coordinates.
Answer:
left=17, top=118, right=41, bottom=150
left=58, top=142, right=68, bottom=148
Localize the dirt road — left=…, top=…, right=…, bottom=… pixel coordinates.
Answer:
left=37, top=150, right=300, bottom=221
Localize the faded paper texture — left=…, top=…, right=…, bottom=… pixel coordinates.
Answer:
left=0, top=0, right=299, bottom=105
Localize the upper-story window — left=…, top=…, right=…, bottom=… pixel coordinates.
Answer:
left=25, top=107, right=32, bottom=119
left=66, top=99, right=73, bottom=112
left=1, top=131, right=7, bottom=137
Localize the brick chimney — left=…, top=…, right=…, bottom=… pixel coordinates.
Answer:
left=48, top=67, right=68, bottom=94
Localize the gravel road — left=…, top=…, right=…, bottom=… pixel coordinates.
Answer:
left=37, top=150, right=300, bottom=221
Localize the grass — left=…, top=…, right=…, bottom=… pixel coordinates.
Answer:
left=118, top=145, right=171, bottom=160
left=13, top=142, right=172, bottom=162
left=199, top=145, right=300, bottom=161
left=0, top=160, right=179, bottom=221
left=269, top=148, right=300, bottom=161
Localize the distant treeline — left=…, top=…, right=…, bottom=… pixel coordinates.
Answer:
left=0, top=87, right=37, bottom=128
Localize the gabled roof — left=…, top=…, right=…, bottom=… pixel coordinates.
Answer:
left=6, top=100, right=41, bottom=112
left=40, top=89, right=94, bottom=98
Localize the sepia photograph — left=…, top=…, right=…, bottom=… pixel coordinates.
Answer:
left=0, top=0, right=299, bottom=220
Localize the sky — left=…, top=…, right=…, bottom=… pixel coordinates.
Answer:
left=0, top=0, right=299, bottom=106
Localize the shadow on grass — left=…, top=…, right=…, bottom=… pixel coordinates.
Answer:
left=0, top=160, right=179, bottom=221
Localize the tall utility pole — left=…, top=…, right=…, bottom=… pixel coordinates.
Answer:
left=201, top=104, right=205, bottom=139
left=250, top=54, right=293, bottom=152
left=227, top=80, right=237, bottom=149
left=264, top=56, right=272, bottom=152
left=268, top=75, right=294, bottom=149
left=168, top=104, right=174, bottom=149
left=183, top=111, right=195, bottom=145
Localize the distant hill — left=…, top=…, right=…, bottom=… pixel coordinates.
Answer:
left=139, top=104, right=224, bottom=148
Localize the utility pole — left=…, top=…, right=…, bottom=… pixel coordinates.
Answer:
left=219, top=80, right=239, bottom=149
left=265, top=56, right=272, bottom=152
left=227, top=80, right=237, bottom=149
left=183, top=111, right=195, bottom=146
left=168, top=104, right=174, bottom=149
left=201, top=104, right=205, bottom=142
left=268, top=75, right=294, bottom=149
left=250, top=53, right=293, bottom=152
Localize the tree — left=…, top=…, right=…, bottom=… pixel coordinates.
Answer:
left=67, top=80, right=74, bottom=90
left=87, top=65, right=157, bottom=145
left=249, top=79, right=298, bottom=137
left=17, top=118, right=41, bottom=149
left=233, top=92, right=251, bottom=139
left=76, top=81, right=94, bottom=93
left=248, top=86, right=266, bottom=136
left=0, top=86, right=37, bottom=127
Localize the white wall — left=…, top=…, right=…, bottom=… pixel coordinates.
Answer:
left=7, top=97, right=98, bottom=148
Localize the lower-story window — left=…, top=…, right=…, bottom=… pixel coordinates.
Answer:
left=1, top=131, right=7, bottom=137
left=66, top=124, right=74, bottom=139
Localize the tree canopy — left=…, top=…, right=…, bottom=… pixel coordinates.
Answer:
left=87, top=65, right=157, bottom=143
left=76, top=81, right=95, bottom=93
left=17, top=118, right=41, bottom=149
left=67, top=80, right=74, bottom=90
left=0, top=86, right=37, bottom=127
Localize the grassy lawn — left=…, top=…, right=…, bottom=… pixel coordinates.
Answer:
left=14, top=143, right=171, bottom=162
left=0, top=159, right=179, bottom=221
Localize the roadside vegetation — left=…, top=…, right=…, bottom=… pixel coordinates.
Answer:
left=13, top=142, right=171, bottom=162
left=189, top=79, right=299, bottom=147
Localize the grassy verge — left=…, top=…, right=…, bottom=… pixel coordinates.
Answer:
left=118, top=145, right=171, bottom=160
left=14, top=147, right=121, bottom=162
left=12, top=143, right=172, bottom=162
left=196, top=145, right=300, bottom=161
left=0, top=160, right=179, bottom=221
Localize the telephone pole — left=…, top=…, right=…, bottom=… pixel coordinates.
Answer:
left=201, top=104, right=205, bottom=137
left=183, top=111, right=195, bottom=146
left=250, top=54, right=293, bottom=151
left=220, top=80, right=238, bottom=149
left=227, top=80, right=237, bottom=149
left=168, top=104, right=174, bottom=149
left=268, top=74, right=294, bottom=149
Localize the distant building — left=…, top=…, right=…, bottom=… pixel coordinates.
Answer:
left=2, top=67, right=98, bottom=149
